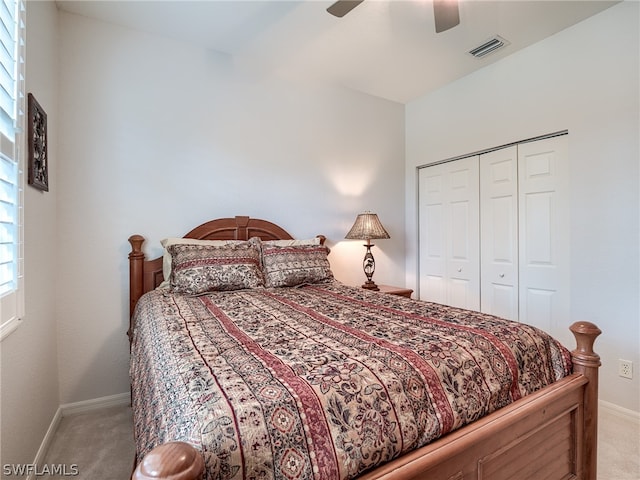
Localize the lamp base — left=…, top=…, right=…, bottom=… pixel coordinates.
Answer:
left=361, top=281, right=379, bottom=291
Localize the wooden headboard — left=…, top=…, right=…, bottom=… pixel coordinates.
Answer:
left=127, top=216, right=324, bottom=342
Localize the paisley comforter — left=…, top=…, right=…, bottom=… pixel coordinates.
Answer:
left=130, top=281, right=571, bottom=480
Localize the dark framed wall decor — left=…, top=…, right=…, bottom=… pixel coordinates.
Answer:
left=27, top=93, right=48, bottom=191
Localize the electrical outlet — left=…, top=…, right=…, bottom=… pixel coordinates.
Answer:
left=619, top=359, right=633, bottom=379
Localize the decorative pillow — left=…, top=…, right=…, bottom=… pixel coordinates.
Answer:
left=168, top=240, right=264, bottom=295
left=160, top=237, right=242, bottom=284
left=261, top=244, right=333, bottom=288
left=262, top=238, right=321, bottom=247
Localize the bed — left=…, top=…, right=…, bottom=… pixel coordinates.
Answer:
left=128, top=216, right=601, bottom=480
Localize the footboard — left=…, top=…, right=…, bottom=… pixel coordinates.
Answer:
left=131, top=321, right=601, bottom=480
left=361, top=373, right=589, bottom=479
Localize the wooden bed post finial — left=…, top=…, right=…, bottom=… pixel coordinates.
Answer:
left=570, top=321, right=601, bottom=480
left=570, top=321, right=601, bottom=360
left=132, top=442, right=204, bottom=480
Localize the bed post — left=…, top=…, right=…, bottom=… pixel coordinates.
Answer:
left=132, top=442, right=204, bottom=480
left=569, top=321, right=601, bottom=480
left=128, top=235, right=146, bottom=343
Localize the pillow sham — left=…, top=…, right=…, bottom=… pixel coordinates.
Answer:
left=160, top=237, right=242, bottom=286
left=262, top=237, right=321, bottom=247
left=261, top=244, right=333, bottom=288
left=168, top=240, right=264, bottom=295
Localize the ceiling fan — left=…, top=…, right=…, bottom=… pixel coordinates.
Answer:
left=326, top=0, right=460, bottom=33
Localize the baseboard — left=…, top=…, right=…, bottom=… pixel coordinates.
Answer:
left=28, top=407, right=62, bottom=480
left=600, top=399, right=640, bottom=424
left=60, top=391, right=131, bottom=416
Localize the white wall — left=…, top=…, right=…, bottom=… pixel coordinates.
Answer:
left=56, top=12, right=405, bottom=404
left=405, top=2, right=639, bottom=412
left=0, top=0, right=60, bottom=469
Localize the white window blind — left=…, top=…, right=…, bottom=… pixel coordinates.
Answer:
left=0, top=0, right=24, bottom=340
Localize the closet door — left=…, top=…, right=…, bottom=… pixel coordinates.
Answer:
left=480, top=146, right=519, bottom=321
left=518, top=136, right=569, bottom=333
left=419, top=162, right=448, bottom=304
left=418, top=157, right=480, bottom=310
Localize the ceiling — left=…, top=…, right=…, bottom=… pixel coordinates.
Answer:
left=56, top=0, right=617, bottom=104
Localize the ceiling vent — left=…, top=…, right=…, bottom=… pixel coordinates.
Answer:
left=468, top=35, right=509, bottom=58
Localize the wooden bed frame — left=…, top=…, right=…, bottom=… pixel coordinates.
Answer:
left=128, top=216, right=601, bottom=480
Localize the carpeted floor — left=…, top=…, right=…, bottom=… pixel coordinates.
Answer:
left=597, top=407, right=640, bottom=480
left=42, top=405, right=134, bottom=480
left=42, top=403, right=639, bottom=479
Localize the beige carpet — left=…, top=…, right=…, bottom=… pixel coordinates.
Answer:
left=42, top=405, right=134, bottom=480
left=598, top=407, right=640, bottom=480
left=42, top=404, right=639, bottom=479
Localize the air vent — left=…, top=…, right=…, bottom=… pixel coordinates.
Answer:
left=468, top=35, right=509, bottom=58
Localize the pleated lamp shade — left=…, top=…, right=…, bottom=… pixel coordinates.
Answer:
left=345, top=213, right=390, bottom=240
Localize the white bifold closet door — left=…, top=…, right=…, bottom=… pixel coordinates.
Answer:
left=516, top=136, right=569, bottom=332
left=480, top=146, right=519, bottom=321
left=419, top=134, right=569, bottom=332
left=418, top=156, right=480, bottom=310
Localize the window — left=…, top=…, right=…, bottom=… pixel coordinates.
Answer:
left=0, top=0, right=24, bottom=340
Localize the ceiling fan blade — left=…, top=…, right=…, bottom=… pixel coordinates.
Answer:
left=327, top=0, right=364, bottom=18
left=433, top=0, right=460, bottom=33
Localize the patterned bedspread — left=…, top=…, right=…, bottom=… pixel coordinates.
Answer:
left=130, top=281, right=572, bottom=480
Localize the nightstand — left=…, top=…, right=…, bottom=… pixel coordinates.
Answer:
left=375, top=284, right=413, bottom=298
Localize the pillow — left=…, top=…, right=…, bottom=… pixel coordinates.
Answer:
left=160, top=237, right=242, bottom=286
left=262, top=237, right=321, bottom=247
left=261, top=244, right=333, bottom=288
left=168, top=240, right=264, bottom=295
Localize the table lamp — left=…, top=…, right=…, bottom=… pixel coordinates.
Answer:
left=345, top=212, right=390, bottom=291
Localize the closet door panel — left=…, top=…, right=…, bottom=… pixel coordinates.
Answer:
left=448, top=199, right=475, bottom=308
left=488, top=284, right=519, bottom=320
left=446, top=158, right=480, bottom=310
left=418, top=157, right=479, bottom=310
left=518, top=136, right=569, bottom=334
left=419, top=165, right=447, bottom=304
left=480, top=146, right=519, bottom=320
